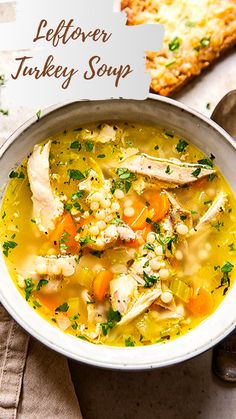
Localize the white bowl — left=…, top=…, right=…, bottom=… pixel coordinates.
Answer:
left=1, top=95, right=236, bottom=370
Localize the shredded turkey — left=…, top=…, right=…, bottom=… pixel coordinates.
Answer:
left=120, top=154, right=215, bottom=187
left=110, top=274, right=137, bottom=315
left=27, top=141, right=64, bottom=233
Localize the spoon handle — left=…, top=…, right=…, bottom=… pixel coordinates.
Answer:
left=211, top=90, right=236, bottom=382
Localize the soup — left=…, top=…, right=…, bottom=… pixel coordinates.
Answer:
left=1, top=122, right=236, bottom=346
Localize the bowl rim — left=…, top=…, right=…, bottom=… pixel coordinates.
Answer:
left=1, top=93, right=236, bottom=370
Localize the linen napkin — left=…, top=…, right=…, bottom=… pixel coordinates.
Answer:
left=0, top=304, right=83, bottom=419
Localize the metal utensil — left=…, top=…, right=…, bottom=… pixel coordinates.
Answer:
left=211, top=90, right=236, bottom=382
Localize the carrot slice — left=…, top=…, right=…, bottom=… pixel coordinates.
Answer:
left=93, top=270, right=113, bottom=302
left=38, top=295, right=61, bottom=313
left=186, top=288, right=213, bottom=316
left=148, top=193, right=170, bottom=222
left=123, top=200, right=149, bottom=231
left=51, top=212, right=79, bottom=253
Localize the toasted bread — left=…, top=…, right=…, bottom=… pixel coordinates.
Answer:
left=121, top=0, right=236, bottom=96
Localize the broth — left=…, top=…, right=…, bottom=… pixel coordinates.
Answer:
left=1, top=122, right=236, bottom=346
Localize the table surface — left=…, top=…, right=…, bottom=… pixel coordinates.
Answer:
left=0, top=3, right=236, bottom=419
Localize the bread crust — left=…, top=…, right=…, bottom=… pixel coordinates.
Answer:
left=121, top=0, right=236, bottom=96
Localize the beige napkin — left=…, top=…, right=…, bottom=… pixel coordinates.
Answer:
left=0, top=304, right=83, bottom=419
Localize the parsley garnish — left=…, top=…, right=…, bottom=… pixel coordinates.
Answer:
left=36, top=279, right=49, bottom=291
left=68, top=169, right=85, bottom=181
left=85, top=141, right=94, bottom=152
left=125, top=337, right=135, bottom=347
left=3, top=240, right=17, bottom=257
left=162, top=130, right=174, bottom=139
left=97, top=154, right=106, bottom=159
left=218, top=262, right=234, bottom=295
left=0, top=109, right=9, bottom=116
left=59, top=231, right=70, bottom=251
left=200, top=37, right=210, bottom=47
left=191, top=167, right=201, bottom=177
left=158, top=235, right=177, bottom=254
left=143, top=271, right=159, bottom=288
left=90, top=250, right=103, bottom=258
left=212, top=221, right=224, bottom=232
left=144, top=243, right=155, bottom=251
left=24, top=278, right=34, bottom=301
left=165, top=165, right=172, bottom=174
left=70, top=141, right=82, bottom=151
left=33, top=300, right=42, bottom=308
left=36, top=110, right=41, bottom=120
left=176, top=139, right=188, bottom=153
left=228, top=243, right=236, bottom=252
left=146, top=217, right=160, bottom=234
left=197, top=158, right=213, bottom=168
left=0, top=74, right=5, bottom=86
left=9, top=170, right=25, bottom=179
left=101, top=309, right=121, bottom=336
left=55, top=302, right=69, bottom=313
left=112, top=168, right=136, bottom=194
left=71, top=191, right=84, bottom=200
left=169, top=37, right=182, bottom=51
left=79, top=236, right=95, bottom=247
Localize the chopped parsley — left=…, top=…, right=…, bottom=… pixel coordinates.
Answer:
left=208, top=173, right=216, bottom=182
left=169, top=37, right=182, bottom=52
left=200, top=37, right=211, bottom=47
left=228, top=243, right=236, bottom=252
left=146, top=217, right=161, bottom=234
left=101, top=309, right=121, bottom=336
left=0, top=109, right=9, bottom=116
left=144, top=243, right=155, bottom=251
left=68, top=169, right=86, bottom=181
left=85, top=141, right=94, bottom=152
left=9, top=170, right=25, bottom=179
left=143, top=271, right=159, bottom=288
left=0, top=74, right=5, bottom=86
left=97, top=154, right=106, bottom=159
left=125, top=337, right=135, bottom=347
left=191, top=167, right=201, bottom=177
left=79, top=235, right=95, bottom=247
left=36, top=279, right=49, bottom=291
left=64, top=203, right=73, bottom=212
left=2, top=211, right=6, bottom=219
left=73, top=202, right=84, bottom=213
left=36, top=110, right=41, bottom=120
left=218, top=262, right=234, bottom=295
left=162, top=130, right=174, bottom=139
left=112, top=168, right=136, bottom=194
left=212, top=221, right=224, bottom=232
left=2, top=240, right=17, bottom=257
left=165, top=165, right=172, bottom=175
left=158, top=235, right=177, bottom=254
left=90, top=250, right=103, bottom=258
left=24, top=278, right=34, bottom=301
left=197, top=158, right=213, bottom=168
left=71, top=191, right=84, bottom=200
left=165, top=59, right=176, bottom=68
left=70, top=141, right=82, bottom=151
left=33, top=300, right=42, bottom=308
left=59, top=231, right=70, bottom=251
left=55, top=302, right=69, bottom=313
left=176, top=139, right=188, bottom=153
left=154, top=145, right=159, bottom=150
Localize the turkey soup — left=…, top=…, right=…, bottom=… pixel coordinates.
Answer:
left=1, top=122, right=236, bottom=346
